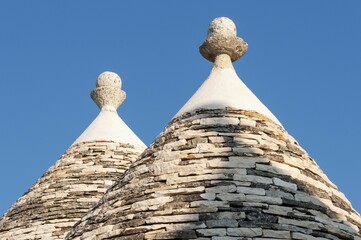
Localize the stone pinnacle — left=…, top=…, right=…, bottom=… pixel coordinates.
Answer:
left=91, top=71, right=126, bottom=111
left=200, top=17, right=248, bottom=62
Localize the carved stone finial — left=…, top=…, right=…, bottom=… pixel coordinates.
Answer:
left=91, top=71, right=126, bottom=111
left=200, top=17, right=248, bottom=62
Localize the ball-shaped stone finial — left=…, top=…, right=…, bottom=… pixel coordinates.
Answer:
left=200, top=17, right=248, bottom=62
left=91, top=71, right=126, bottom=111
left=96, top=71, right=122, bottom=88
left=208, top=17, right=237, bottom=39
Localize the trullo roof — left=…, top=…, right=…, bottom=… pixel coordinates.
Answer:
left=0, top=71, right=146, bottom=240
left=66, top=17, right=361, bottom=240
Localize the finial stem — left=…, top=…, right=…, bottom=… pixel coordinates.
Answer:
left=214, top=54, right=234, bottom=69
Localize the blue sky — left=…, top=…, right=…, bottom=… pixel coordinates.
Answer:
left=1, top=1, right=360, bottom=215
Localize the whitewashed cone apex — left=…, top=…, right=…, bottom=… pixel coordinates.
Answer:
left=175, top=17, right=282, bottom=127
left=73, top=71, right=146, bottom=150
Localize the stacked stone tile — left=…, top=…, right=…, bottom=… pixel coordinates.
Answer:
left=0, top=72, right=146, bottom=239
left=66, top=18, right=361, bottom=239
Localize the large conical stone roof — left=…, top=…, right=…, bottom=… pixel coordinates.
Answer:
left=67, top=18, right=361, bottom=239
left=0, top=71, right=146, bottom=239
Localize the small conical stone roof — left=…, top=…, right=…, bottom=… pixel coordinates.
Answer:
left=175, top=18, right=280, bottom=126
left=73, top=71, right=145, bottom=150
left=66, top=18, right=361, bottom=239
left=0, top=71, right=146, bottom=239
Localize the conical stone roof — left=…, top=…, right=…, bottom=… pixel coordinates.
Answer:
left=0, top=71, right=146, bottom=240
left=66, top=18, right=361, bottom=239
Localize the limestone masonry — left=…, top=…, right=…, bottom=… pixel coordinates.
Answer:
left=0, top=72, right=146, bottom=239
left=67, top=108, right=361, bottom=239
left=1, top=17, right=361, bottom=240
left=0, top=141, right=142, bottom=239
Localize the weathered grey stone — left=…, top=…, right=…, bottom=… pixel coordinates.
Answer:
left=263, top=229, right=291, bottom=238
left=256, top=162, right=300, bottom=176
left=292, top=232, right=329, bottom=240
left=227, top=227, right=262, bottom=237
left=146, top=214, right=199, bottom=224
left=263, top=205, right=292, bottom=216
left=273, top=177, right=297, bottom=191
left=154, top=230, right=197, bottom=239
left=163, top=139, right=188, bottom=150
left=212, top=237, right=243, bottom=240
left=199, top=212, right=246, bottom=221
left=196, top=228, right=227, bottom=237
left=233, top=138, right=258, bottom=146
left=278, top=217, right=323, bottom=230
left=216, top=193, right=246, bottom=202
left=245, top=195, right=282, bottom=205
left=239, top=118, right=256, bottom=127
left=237, top=186, right=266, bottom=196
left=266, top=189, right=294, bottom=200
left=165, top=222, right=207, bottom=231
left=200, top=117, right=239, bottom=126
left=233, top=174, right=273, bottom=184
left=208, top=158, right=258, bottom=169
left=131, top=196, right=173, bottom=211
left=206, top=219, right=238, bottom=228
left=233, top=147, right=264, bottom=156
left=207, top=185, right=237, bottom=193
left=190, top=200, right=229, bottom=208
left=200, top=192, right=216, bottom=200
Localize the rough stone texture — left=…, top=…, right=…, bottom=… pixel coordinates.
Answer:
left=200, top=17, right=248, bottom=62
left=91, top=71, right=126, bottom=110
left=66, top=108, right=361, bottom=239
left=0, top=140, right=143, bottom=240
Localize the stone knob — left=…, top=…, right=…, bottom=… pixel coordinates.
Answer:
left=91, top=71, right=126, bottom=111
left=200, top=17, right=248, bottom=62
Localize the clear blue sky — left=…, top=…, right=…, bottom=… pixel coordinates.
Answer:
left=1, top=1, right=360, bottom=216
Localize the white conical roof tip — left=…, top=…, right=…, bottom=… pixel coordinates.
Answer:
left=208, top=17, right=237, bottom=39
left=72, top=71, right=146, bottom=148
left=91, top=71, right=126, bottom=111
left=176, top=17, right=282, bottom=127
